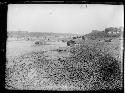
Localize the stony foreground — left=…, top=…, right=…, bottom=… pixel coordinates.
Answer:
left=5, top=38, right=123, bottom=90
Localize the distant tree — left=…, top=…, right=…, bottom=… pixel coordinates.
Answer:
left=77, top=36, right=79, bottom=38
left=62, top=40, right=66, bottom=42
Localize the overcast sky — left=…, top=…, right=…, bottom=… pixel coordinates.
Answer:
left=7, top=4, right=124, bottom=34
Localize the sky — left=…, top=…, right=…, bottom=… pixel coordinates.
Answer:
left=7, top=4, right=124, bottom=34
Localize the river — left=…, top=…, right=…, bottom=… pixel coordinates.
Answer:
left=7, top=40, right=67, bottom=59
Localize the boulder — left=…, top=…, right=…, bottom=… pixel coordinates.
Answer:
left=67, top=40, right=76, bottom=46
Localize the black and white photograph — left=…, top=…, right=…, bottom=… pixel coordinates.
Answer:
left=6, top=4, right=124, bottom=90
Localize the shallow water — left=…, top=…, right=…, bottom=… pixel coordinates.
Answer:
left=6, top=40, right=67, bottom=59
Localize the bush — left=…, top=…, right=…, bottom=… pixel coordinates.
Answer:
left=34, top=41, right=44, bottom=45
left=81, top=36, right=85, bottom=40
left=67, top=40, right=76, bottom=46
left=72, top=37, right=77, bottom=39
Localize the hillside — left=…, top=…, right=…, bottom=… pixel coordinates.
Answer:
left=85, top=27, right=123, bottom=40
left=6, top=27, right=123, bottom=90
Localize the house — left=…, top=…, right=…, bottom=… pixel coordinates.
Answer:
left=108, top=30, right=120, bottom=34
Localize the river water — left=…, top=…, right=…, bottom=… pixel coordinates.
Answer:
left=7, top=40, right=67, bottom=59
